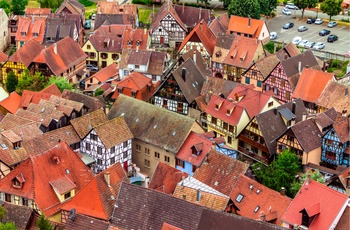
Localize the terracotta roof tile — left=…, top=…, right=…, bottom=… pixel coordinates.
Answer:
left=19, top=90, right=52, bottom=109
left=122, top=28, right=150, bottom=50
left=193, top=150, right=249, bottom=196
left=333, top=116, right=350, bottom=143
left=181, top=49, right=212, bottom=77
left=15, top=17, right=46, bottom=44
left=0, top=92, right=21, bottom=114
left=174, top=4, right=213, bottom=29
left=41, top=84, right=62, bottom=96
left=97, top=2, right=137, bottom=15
left=50, top=175, right=76, bottom=194
left=0, top=50, right=8, bottom=63
left=70, top=109, right=108, bottom=138
left=61, top=90, right=105, bottom=112
left=149, top=162, right=188, bottom=194
left=228, top=15, right=264, bottom=38
left=25, top=8, right=51, bottom=15
left=65, top=213, right=110, bottom=230
left=293, top=68, right=333, bottom=103
left=56, top=0, right=84, bottom=15
left=48, top=95, right=83, bottom=113
left=0, top=113, right=33, bottom=131
left=335, top=205, right=350, bottom=230
left=1, top=202, right=33, bottom=230
left=8, top=39, right=44, bottom=67
left=281, top=180, right=348, bottom=230
left=208, top=17, right=226, bottom=37
left=162, top=222, right=183, bottom=230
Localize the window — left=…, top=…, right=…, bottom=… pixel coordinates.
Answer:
left=326, top=139, right=333, bottom=145
left=254, top=206, right=260, bottom=213
left=223, top=122, right=228, bottom=130
left=22, top=198, right=28, bottom=206
left=87, top=45, right=91, bottom=49
left=228, top=136, right=232, bottom=144
left=245, top=77, right=250, bottom=84
left=154, top=152, right=160, bottom=159
left=286, top=91, right=291, bottom=100
left=271, top=77, right=276, bottom=83
left=90, top=52, right=96, bottom=58
left=86, top=143, right=91, bottom=151
left=111, top=157, right=115, bottom=164
left=144, top=159, right=150, bottom=167
left=257, top=81, right=262, bottom=87
left=132, top=91, right=136, bottom=98
left=145, top=148, right=150, bottom=155
left=268, top=101, right=273, bottom=107
left=176, top=159, right=184, bottom=168
left=112, top=54, right=119, bottom=60
left=236, top=194, right=244, bottom=203
left=252, top=71, right=257, bottom=76
left=123, top=152, right=128, bottom=159
left=100, top=53, right=108, bottom=59
left=111, top=146, right=115, bottom=153
left=64, top=192, right=71, bottom=199
left=273, top=87, right=278, bottom=95
left=211, top=117, right=217, bottom=124
left=135, top=65, right=139, bottom=69
left=326, top=151, right=336, bottom=160
left=287, top=136, right=294, bottom=142
left=90, top=134, right=97, bottom=141
left=97, top=159, right=102, bottom=165
left=98, top=147, right=103, bottom=155
left=164, top=156, right=170, bottom=163
left=229, top=125, right=234, bottom=133
left=192, top=165, right=197, bottom=173
left=281, top=80, right=285, bottom=87
left=136, top=144, right=141, bottom=152
left=123, top=141, right=128, bottom=148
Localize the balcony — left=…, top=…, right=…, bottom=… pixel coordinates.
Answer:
left=207, top=123, right=234, bottom=136
left=238, top=146, right=269, bottom=164
left=239, top=135, right=269, bottom=153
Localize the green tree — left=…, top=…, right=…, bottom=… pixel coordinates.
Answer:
left=258, top=0, right=278, bottom=17
left=228, top=0, right=261, bottom=19
left=320, top=0, right=342, bottom=21
left=6, top=71, right=18, bottom=93
left=290, top=169, right=325, bottom=195
left=36, top=215, right=54, bottom=230
left=11, top=0, right=28, bottom=15
left=0, top=0, right=11, bottom=15
left=16, top=70, right=47, bottom=94
left=38, top=0, right=62, bottom=11
left=94, top=88, right=104, bottom=96
left=294, top=0, right=319, bottom=18
left=0, top=222, right=17, bottom=230
left=45, top=76, right=73, bottom=92
left=252, top=149, right=302, bottom=197
left=0, top=206, right=6, bottom=221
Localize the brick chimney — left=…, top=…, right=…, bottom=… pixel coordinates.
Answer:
left=104, top=171, right=111, bottom=187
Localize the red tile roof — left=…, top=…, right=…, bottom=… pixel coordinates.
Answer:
left=162, top=223, right=183, bottom=230
left=228, top=15, right=264, bottom=38
left=333, top=116, right=350, bottom=143
left=41, top=84, right=62, bottom=96
left=0, top=142, right=94, bottom=217
left=25, top=8, right=51, bottom=15
left=149, top=162, right=188, bottom=194
left=193, top=150, right=249, bottom=196
left=0, top=51, right=8, bottom=63
left=281, top=180, right=348, bottom=230
left=293, top=68, right=333, bottom=103
left=8, top=39, right=44, bottom=67
left=86, top=63, right=118, bottom=84
left=230, top=174, right=292, bottom=225
left=176, top=132, right=212, bottom=167
left=97, top=2, right=138, bottom=15
left=61, top=163, right=128, bottom=220
left=0, top=92, right=21, bottom=114
left=122, top=28, right=150, bottom=50
left=178, top=20, right=216, bottom=55
left=15, top=17, right=46, bottom=44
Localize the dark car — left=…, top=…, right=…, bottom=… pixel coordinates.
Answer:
left=84, top=20, right=91, bottom=29
left=319, top=29, right=331, bottom=36
left=307, top=18, right=315, bottom=24
left=327, top=34, right=338, bottom=43
left=283, top=22, right=294, bottom=29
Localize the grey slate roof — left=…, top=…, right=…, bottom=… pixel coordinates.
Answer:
left=1, top=201, right=33, bottom=230
left=61, top=90, right=105, bottom=112
left=290, top=118, right=322, bottom=153
left=108, top=94, right=202, bottom=153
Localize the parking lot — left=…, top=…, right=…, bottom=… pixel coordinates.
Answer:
left=266, top=10, right=350, bottom=55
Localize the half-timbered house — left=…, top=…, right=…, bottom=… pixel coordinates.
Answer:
left=321, top=116, right=350, bottom=169
left=56, top=0, right=85, bottom=27
left=262, top=50, right=320, bottom=104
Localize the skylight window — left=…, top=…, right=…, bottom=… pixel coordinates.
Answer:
left=254, top=206, right=260, bottom=213
left=1, top=143, right=7, bottom=149
left=236, top=194, right=244, bottom=203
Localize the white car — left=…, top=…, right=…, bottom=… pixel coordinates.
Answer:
left=270, top=32, right=277, bottom=40
left=313, top=42, right=325, bottom=50
left=315, top=18, right=323, bottom=24
left=299, top=40, right=309, bottom=47
left=91, top=13, right=96, bottom=20
left=282, top=8, right=292, bottom=15
left=292, top=36, right=302, bottom=45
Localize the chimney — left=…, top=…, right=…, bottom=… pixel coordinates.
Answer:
left=53, top=156, right=60, bottom=164
left=305, top=65, right=309, bottom=69
left=182, top=68, right=186, bottom=82
left=53, top=43, right=57, bottom=55
left=193, top=50, right=196, bottom=64
left=104, top=171, right=111, bottom=187
left=280, top=187, right=286, bottom=196
left=342, top=109, right=347, bottom=117
left=248, top=15, right=251, bottom=27
left=298, top=61, right=301, bottom=73
left=302, top=112, right=307, bottom=121
left=109, top=25, right=111, bottom=33
left=199, top=7, right=202, bottom=20
left=144, top=27, right=147, bottom=34
left=196, top=189, right=201, bottom=202
left=182, top=3, right=185, bottom=13
left=291, top=117, right=296, bottom=126
left=274, top=107, right=277, bottom=115
left=97, top=3, right=101, bottom=13
left=292, top=101, right=296, bottom=114
left=200, top=21, right=202, bottom=30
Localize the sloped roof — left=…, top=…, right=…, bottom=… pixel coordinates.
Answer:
left=15, top=17, right=46, bottom=43
left=147, top=51, right=168, bottom=76
left=43, top=17, right=77, bottom=45
left=314, top=107, right=338, bottom=132
left=193, top=150, right=249, bottom=196
left=178, top=20, right=216, bottom=55
left=25, top=7, right=51, bottom=15
left=0, top=113, right=34, bottom=131
left=230, top=174, right=292, bottom=225
left=0, top=92, right=21, bottom=114
left=8, top=39, right=44, bottom=67
left=70, top=109, right=109, bottom=139
left=293, top=68, right=333, bottom=103
left=61, top=90, right=105, bottom=111
left=333, top=116, right=350, bottom=143
left=181, top=48, right=212, bottom=77
left=228, top=15, right=264, bottom=37
left=65, top=213, right=110, bottom=230
left=174, top=4, right=213, bottom=29
left=56, top=0, right=84, bottom=15
left=0, top=142, right=94, bottom=217
left=62, top=163, right=127, bottom=220
left=250, top=54, right=280, bottom=80
left=48, top=95, right=84, bottom=113
left=19, top=90, right=52, bottom=109
left=316, top=81, right=350, bottom=115
left=176, top=131, right=212, bottom=167
left=108, top=94, right=202, bottom=153
left=33, top=37, right=87, bottom=76
left=41, top=84, right=62, bottom=96
left=208, top=17, right=227, bottom=37
left=281, top=180, right=348, bottom=230
left=87, top=63, right=118, bottom=83
left=94, top=14, right=134, bottom=31
left=122, top=28, right=150, bottom=50
left=92, top=116, right=133, bottom=149
left=1, top=202, right=33, bottom=230
left=275, top=43, right=301, bottom=60
left=0, top=50, right=8, bottom=63
left=97, top=2, right=138, bottom=15
left=148, top=162, right=188, bottom=194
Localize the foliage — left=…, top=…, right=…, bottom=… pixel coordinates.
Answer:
left=290, top=170, right=325, bottom=195
left=258, top=0, right=278, bottom=16
left=16, top=70, right=46, bottom=95
left=45, top=76, right=73, bottom=92
left=264, top=41, right=275, bottom=54
left=341, top=17, right=350, bottom=22
left=37, top=0, right=62, bottom=12
left=0, top=0, right=11, bottom=15
left=294, top=0, right=319, bottom=18
left=0, top=222, right=16, bottom=230
left=0, top=206, right=5, bottom=221
left=9, top=46, right=16, bottom=56
left=330, top=59, right=340, bottom=68
left=78, top=0, right=94, bottom=7
left=131, top=0, right=152, bottom=5
left=219, top=0, right=231, bottom=8
left=320, top=0, right=342, bottom=21
left=95, top=88, right=104, bottom=96
left=251, top=149, right=302, bottom=197
left=228, top=0, right=261, bottom=19
left=37, top=215, right=54, bottom=230
left=6, top=71, right=18, bottom=93
left=11, top=0, right=28, bottom=15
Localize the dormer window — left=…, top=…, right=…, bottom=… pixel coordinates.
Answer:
left=13, top=141, right=21, bottom=149
left=12, top=173, right=25, bottom=189
left=118, top=87, right=123, bottom=93
left=128, top=40, right=132, bottom=46
left=21, top=32, right=26, bottom=36
left=136, top=40, right=140, bottom=46
left=33, top=32, right=38, bottom=37
left=191, top=143, right=203, bottom=156
left=132, top=91, right=137, bottom=98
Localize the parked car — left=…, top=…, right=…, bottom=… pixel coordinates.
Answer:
left=91, top=13, right=96, bottom=20
left=328, top=21, right=337, bottom=28
left=307, top=18, right=316, bottom=24
left=270, top=32, right=277, bottom=40
left=292, top=36, right=302, bottom=45
left=282, top=8, right=292, bottom=15
left=319, top=29, right=331, bottom=36
left=327, top=34, right=338, bottom=43
left=298, top=26, right=308, bottom=32
left=84, top=20, right=91, bottom=29
left=299, top=40, right=309, bottom=47
left=315, top=18, right=324, bottom=24
left=313, top=42, right=325, bottom=50
left=86, top=64, right=99, bottom=71
left=285, top=3, right=299, bottom=10
left=283, top=22, right=294, bottom=29
left=304, top=41, right=316, bottom=48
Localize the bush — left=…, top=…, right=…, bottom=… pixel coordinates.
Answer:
left=283, top=0, right=288, bottom=4
left=271, top=11, right=277, bottom=17
left=327, top=67, right=335, bottom=73
left=330, top=59, right=340, bottom=68
left=341, top=17, right=350, bottom=22
left=264, top=41, right=275, bottom=54
left=79, top=0, right=94, bottom=7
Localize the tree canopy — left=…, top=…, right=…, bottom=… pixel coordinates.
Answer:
left=320, top=0, right=342, bottom=21
left=11, top=0, right=28, bottom=15
left=16, top=70, right=46, bottom=95
left=37, top=215, right=54, bottom=230
left=37, top=0, right=63, bottom=12
left=251, top=149, right=302, bottom=197
left=0, top=0, right=11, bottom=15
left=228, top=0, right=261, bottom=19
left=294, top=0, right=318, bottom=18
left=45, top=76, right=73, bottom=92
left=0, top=222, right=16, bottom=230
left=290, top=169, right=326, bottom=195
left=258, top=0, right=278, bottom=17
left=6, top=71, right=18, bottom=93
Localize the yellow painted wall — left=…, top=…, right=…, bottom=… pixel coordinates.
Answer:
left=0, top=162, right=11, bottom=179
left=302, top=147, right=321, bottom=165
left=1, top=61, right=26, bottom=84
left=260, top=97, right=281, bottom=113
left=82, top=40, right=98, bottom=64
left=48, top=211, right=62, bottom=223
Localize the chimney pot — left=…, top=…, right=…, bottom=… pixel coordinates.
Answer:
left=193, top=50, right=196, bottom=64
left=280, top=187, right=286, bottom=196
left=298, top=61, right=301, bottom=73
left=104, top=171, right=111, bottom=187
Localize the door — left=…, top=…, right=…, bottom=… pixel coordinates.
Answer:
left=123, top=161, right=128, bottom=172
left=160, top=36, right=164, bottom=44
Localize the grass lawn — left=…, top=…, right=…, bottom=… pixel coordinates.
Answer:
left=138, top=8, right=157, bottom=25
left=27, top=0, right=40, bottom=8
left=85, top=3, right=97, bottom=19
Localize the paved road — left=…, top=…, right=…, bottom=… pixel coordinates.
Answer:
left=267, top=7, right=350, bottom=55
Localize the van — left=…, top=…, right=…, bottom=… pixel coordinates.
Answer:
left=84, top=20, right=91, bottom=29
left=91, top=14, right=96, bottom=20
